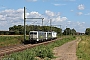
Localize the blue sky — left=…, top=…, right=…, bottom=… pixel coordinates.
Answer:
left=0, top=0, right=90, bottom=33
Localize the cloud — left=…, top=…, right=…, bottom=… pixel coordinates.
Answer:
left=0, top=9, right=68, bottom=30
left=0, top=8, right=24, bottom=30
left=54, top=4, right=60, bottom=6
left=76, top=22, right=86, bottom=33
left=45, top=10, right=67, bottom=22
left=78, top=4, right=85, bottom=10
left=76, top=21, right=85, bottom=29
left=67, top=21, right=71, bottom=24
left=77, top=12, right=83, bottom=15
left=26, top=11, right=41, bottom=18
left=70, top=10, right=74, bottom=12
left=65, top=21, right=86, bottom=33
left=45, top=10, right=55, bottom=17
left=0, top=8, right=87, bottom=33
left=54, top=4, right=66, bottom=6
left=61, top=17, right=67, bottom=21
left=85, top=13, right=90, bottom=15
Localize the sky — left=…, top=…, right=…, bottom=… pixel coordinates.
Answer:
left=0, top=0, right=90, bottom=33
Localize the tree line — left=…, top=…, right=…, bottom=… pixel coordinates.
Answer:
left=1, top=25, right=90, bottom=35
left=9, top=25, right=77, bottom=35
left=9, top=25, right=62, bottom=35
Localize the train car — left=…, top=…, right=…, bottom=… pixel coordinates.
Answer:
left=29, top=31, right=46, bottom=42
left=51, top=31, right=57, bottom=39
left=47, top=32, right=52, bottom=40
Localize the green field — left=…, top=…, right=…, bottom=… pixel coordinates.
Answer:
left=77, top=35, right=90, bottom=60
left=0, top=35, right=29, bottom=48
left=0, top=36, right=22, bottom=47
left=2, top=36, right=76, bottom=60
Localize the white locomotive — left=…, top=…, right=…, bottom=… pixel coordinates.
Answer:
left=29, top=31, right=57, bottom=42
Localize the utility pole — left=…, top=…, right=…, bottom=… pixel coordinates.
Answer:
left=71, top=29, right=72, bottom=36
left=23, top=7, right=44, bottom=40
left=42, top=18, right=44, bottom=26
left=66, top=26, right=67, bottom=36
left=69, top=28, right=70, bottom=35
left=50, top=19, right=52, bottom=32
left=60, top=25, right=62, bottom=38
left=24, top=7, right=26, bottom=41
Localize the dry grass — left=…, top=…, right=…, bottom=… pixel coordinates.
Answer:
left=77, top=35, right=90, bottom=60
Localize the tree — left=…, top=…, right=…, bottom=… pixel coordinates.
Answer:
left=85, top=28, right=90, bottom=35
left=63, top=28, right=71, bottom=35
left=9, top=25, right=24, bottom=35
left=71, top=28, right=76, bottom=35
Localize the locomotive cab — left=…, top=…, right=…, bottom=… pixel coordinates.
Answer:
left=29, top=31, right=38, bottom=41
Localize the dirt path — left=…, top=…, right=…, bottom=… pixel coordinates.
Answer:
left=52, top=38, right=80, bottom=60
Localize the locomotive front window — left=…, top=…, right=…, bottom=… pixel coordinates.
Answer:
left=30, top=32, right=37, bottom=35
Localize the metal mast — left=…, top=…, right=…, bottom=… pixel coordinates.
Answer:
left=24, top=7, right=26, bottom=40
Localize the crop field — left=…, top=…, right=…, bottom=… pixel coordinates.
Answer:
left=77, top=35, right=90, bottom=60
left=2, top=36, right=76, bottom=60
left=0, top=35, right=29, bottom=48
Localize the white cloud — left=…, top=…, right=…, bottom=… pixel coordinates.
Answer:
left=0, top=9, right=68, bottom=30
left=67, top=21, right=71, bottom=24
left=0, top=9, right=24, bottom=20
left=61, top=17, right=67, bottom=21
left=65, top=21, right=86, bottom=33
left=54, top=4, right=60, bottom=6
left=54, top=4, right=66, bottom=6
left=26, top=11, right=41, bottom=18
left=82, top=22, right=85, bottom=24
left=45, top=10, right=55, bottom=17
left=78, top=4, right=85, bottom=10
left=77, top=21, right=85, bottom=27
left=77, top=12, right=83, bottom=15
left=0, top=8, right=24, bottom=30
left=85, top=13, right=90, bottom=15
left=45, top=10, right=67, bottom=22
left=53, top=16, right=67, bottom=22
left=70, top=10, right=74, bottom=12
left=0, top=8, right=87, bottom=33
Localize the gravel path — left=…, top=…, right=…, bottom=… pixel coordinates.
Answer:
left=52, top=38, right=80, bottom=60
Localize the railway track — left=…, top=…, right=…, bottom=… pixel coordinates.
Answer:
left=0, top=38, right=62, bottom=59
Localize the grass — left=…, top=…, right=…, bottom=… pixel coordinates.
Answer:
left=2, top=36, right=76, bottom=60
left=0, top=35, right=29, bottom=48
left=77, top=35, right=90, bottom=60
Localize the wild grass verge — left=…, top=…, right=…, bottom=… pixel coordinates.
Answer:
left=0, top=35, right=29, bottom=48
left=77, top=35, right=90, bottom=60
left=2, top=36, right=76, bottom=60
